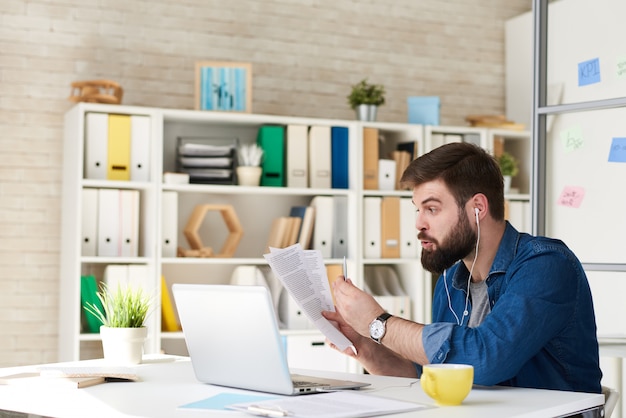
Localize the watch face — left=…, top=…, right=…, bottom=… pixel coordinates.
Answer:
left=370, top=320, right=385, bottom=339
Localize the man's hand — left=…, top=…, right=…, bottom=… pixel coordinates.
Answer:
left=322, top=309, right=369, bottom=357
left=331, top=277, right=385, bottom=337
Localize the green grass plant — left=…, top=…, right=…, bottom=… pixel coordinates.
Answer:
left=84, top=283, right=151, bottom=328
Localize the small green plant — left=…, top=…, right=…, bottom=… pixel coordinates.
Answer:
left=498, top=152, right=519, bottom=177
left=347, top=79, right=386, bottom=109
left=84, top=284, right=151, bottom=328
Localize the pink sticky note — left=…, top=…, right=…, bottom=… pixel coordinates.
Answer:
left=557, top=186, right=585, bottom=208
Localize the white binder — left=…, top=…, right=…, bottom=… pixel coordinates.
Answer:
left=400, top=197, right=418, bottom=258
left=104, top=264, right=128, bottom=291
left=308, top=125, right=332, bottom=189
left=84, top=112, right=108, bottom=180
left=444, top=134, right=463, bottom=144
left=310, top=195, right=334, bottom=258
left=286, top=124, right=309, bottom=188
left=97, top=188, right=120, bottom=257
left=363, top=196, right=382, bottom=259
left=375, top=266, right=411, bottom=319
left=130, top=115, right=151, bottom=182
left=331, top=195, right=348, bottom=258
left=230, top=265, right=268, bottom=287
left=81, top=188, right=98, bottom=257
left=127, top=264, right=150, bottom=292
left=507, top=200, right=530, bottom=233
left=378, top=159, right=396, bottom=191
left=161, top=191, right=178, bottom=258
left=278, top=287, right=312, bottom=330
left=364, top=266, right=395, bottom=315
left=119, top=189, right=140, bottom=257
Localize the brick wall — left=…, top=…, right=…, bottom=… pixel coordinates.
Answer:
left=0, top=0, right=530, bottom=366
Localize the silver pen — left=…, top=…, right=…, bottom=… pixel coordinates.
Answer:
left=343, top=256, right=348, bottom=280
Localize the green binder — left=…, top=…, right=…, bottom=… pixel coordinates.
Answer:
left=257, top=125, right=285, bottom=187
left=80, top=275, right=104, bottom=333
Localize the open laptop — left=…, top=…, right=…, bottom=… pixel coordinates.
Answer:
left=172, top=284, right=370, bottom=395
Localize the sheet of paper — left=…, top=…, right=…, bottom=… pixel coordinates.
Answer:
left=227, top=391, right=426, bottom=418
left=264, top=244, right=355, bottom=353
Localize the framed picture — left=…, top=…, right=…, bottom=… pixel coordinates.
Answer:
left=195, top=61, right=252, bottom=113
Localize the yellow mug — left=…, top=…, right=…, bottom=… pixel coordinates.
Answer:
left=421, top=364, right=474, bottom=406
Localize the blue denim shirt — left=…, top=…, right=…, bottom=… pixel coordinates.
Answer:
left=419, top=222, right=602, bottom=393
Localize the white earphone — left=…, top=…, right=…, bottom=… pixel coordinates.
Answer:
left=444, top=207, right=481, bottom=326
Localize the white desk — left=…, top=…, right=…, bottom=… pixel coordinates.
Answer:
left=0, top=357, right=604, bottom=418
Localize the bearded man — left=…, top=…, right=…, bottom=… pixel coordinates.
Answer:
left=323, top=142, right=601, bottom=394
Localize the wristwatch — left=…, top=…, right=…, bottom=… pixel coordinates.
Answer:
left=369, top=312, right=392, bottom=344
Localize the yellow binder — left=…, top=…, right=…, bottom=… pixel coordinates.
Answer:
left=161, top=276, right=180, bottom=331
left=107, top=114, right=131, bottom=180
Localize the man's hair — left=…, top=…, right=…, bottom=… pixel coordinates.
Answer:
left=400, top=142, right=505, bottom=221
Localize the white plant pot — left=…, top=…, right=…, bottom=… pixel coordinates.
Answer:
left=100, top=326, right=147, bottom=365
left=237, top=166, right=262, bottom=186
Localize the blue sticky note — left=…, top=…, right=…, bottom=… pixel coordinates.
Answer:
left=608, top=137, right=626, bottom=163
left=407, top=96, right=440, bottom=125
left=180, top=393, right=276, bottom=410
left=578, top=58, right=601, bottom=86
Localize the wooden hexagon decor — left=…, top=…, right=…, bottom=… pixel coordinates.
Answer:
left=181, top=204, right=243, bottom=258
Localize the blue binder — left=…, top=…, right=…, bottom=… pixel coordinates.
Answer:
left=331, top=126, right=349, bottom=189
left=257, top=125, right=285, bottom=187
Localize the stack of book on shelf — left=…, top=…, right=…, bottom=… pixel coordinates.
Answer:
left=176, top=137, right=237, bottom=184
left=265, top=205, right=315, bottom=252
left=265, top=197, right=348, bottom=259
left=256, top=124, right=349, bottom=189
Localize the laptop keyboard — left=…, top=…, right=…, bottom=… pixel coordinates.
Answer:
left=292, top=379, right=327, bottom=388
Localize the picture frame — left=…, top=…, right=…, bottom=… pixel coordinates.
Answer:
left=195, top=61, right=252, bottom=113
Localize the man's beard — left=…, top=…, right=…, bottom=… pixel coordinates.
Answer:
left=419, top=211, right=477, bottom=275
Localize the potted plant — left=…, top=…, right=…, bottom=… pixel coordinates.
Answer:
left=84, top=283, right=152, bottom=365
left=498, top=152, right=519, bottom=193
left=236, top=143, right=264, bottom=186
left=347, top=78, right=386, bottom=121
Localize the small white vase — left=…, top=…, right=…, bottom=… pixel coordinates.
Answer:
left=100, top=326, right=147, bottom=365
left=237, top=166, right=262, bottom=186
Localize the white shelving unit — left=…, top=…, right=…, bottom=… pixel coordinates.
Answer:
left=59, top=103, right=532, bottom=372
left=59, top=103, right=424, bottom=374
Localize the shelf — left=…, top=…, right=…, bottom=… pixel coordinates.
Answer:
left=162, top=183, right=350, bottom=197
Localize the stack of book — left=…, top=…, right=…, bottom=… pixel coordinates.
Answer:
left=265, top=206, right=315, bottom=252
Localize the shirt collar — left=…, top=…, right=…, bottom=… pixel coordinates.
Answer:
left=450, top=221, right=520, bottom=289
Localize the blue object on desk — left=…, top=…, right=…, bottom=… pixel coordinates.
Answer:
left=180, top=393, right=276, bottom=410
left=407, top=96, right=440, bottom=125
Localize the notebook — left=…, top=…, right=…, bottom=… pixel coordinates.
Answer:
left=172, top=284, right=370, bottom=395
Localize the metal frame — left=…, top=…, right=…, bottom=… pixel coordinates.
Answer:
left=531, top=0, right=626, bottom=273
